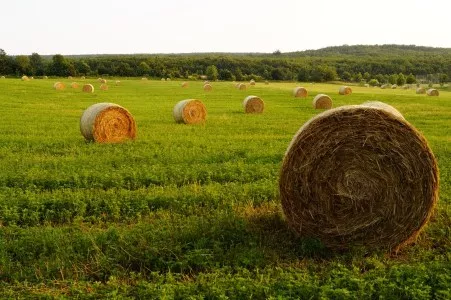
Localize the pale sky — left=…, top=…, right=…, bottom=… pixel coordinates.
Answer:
left=1, top=0, right=449, bottom=55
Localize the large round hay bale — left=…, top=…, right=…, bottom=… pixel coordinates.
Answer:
left=100, top=84, right=109, bottom=91
left=80, top=103, right=136, bottom=143
left=416, top=87, right=426, bottom=94
left=279, top=102, right=438, bottom=251
left=265, top=80, right=269, bottom=85
left=71, top=82, right=79, bottom=89
left=53, top=82, right=66, bottom=90
left=250, top=79, right=256, bottom=86
left=115, top=80, right=121, bottom=86
left=381, top=84, right=389, bottom=89
left=293, top=87, right=308, bottom=98
left=1, top=76, right=5, bottom=79
left=364, top=83, right=369, bottom=87
left=392, top=84, right=397, bottom=89
left=426, top=89, right=439, bottom=96
left=21, top=75, right=29, bottom=81
left=243, top=95, right=264, bottom=114
left=203, top=83, right=212, bottom=91
left=181, top=82, right=189, bottom=88
left=82, top=84, right=94, bottom=93
left=312, top=94, right=332, bottom=109
left=339, top=86, right=352, bottom=95
left=238, top=83, right=247, bottom=90
left=161, top=78, right=166, bottom=81
left=166, top=78, right=171, bottom=81
left=173, top=99, right=207, bottom=124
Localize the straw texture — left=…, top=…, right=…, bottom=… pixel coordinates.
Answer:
left=293, top=87, right=308, bottom=98
left=427, top=89, right=439, bottom=96
left=279, top=102, right=439, bottom=251
left=243, top=95, right=264, bottom=114
left=173, top=99, right=207, bottom=124
left=312, top=94, right=332, bottom=109
left=80, top=103, right=136, bottom=143
left=339, top=86, right=352, bottom=95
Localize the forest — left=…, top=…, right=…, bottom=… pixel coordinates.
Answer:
left=0, top=44, right=450, bottom=84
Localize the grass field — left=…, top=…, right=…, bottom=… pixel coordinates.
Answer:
left=0, top=78, right=450, bottom=298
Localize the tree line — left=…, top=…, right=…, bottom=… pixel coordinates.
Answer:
left=0, top=45, right=450, bottom=84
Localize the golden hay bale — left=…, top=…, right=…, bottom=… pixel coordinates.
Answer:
left=53, top=82, right=66, bottom=90
left=392, top=84, right=397, bottom=89
left=416, top=87, right=426, bottom=94
left=312, top=94, right=332, bottom=109
left=21, top=75, right=29, bottom=81
left=203, top=83, right=212, bottom=91
left=243, top=95, right=264, bottom=114
left=115, top=80, right=121, bottom=86
left=80, top=103, right=136, bottom=143
left=250, top=79, right=256, bottom=85
left=142, top=77, right=148, bottom=80
left=238, top=83, right=247, bottom=90
left=100, top=79, right=107, bottom=84
left=279, top=102, right=438, bottom=251
left=166, top=78, right=171, bottom=81
left=381, top=84, right=389, bottom=89
left=235, top=83, right=241, bottom=89
left=71, top=82, right=79, bottom=89
left=173, top=99, right=207, bottom=124
left=204, top=80, right=210, bottom=85
left=0, top=76, right=5, bottom=79
left=339, top=86, right=352, bottom=95
left=293, top=87, right=308, bottom=98
left=30, top=76, right=34, bottom=80
left=161, top=78, right=166, bottom=81
left=426, top=89, right=439, bottom=96
left=181, top=82, right=189, bottom=88
left=361, top=101, right=405, bottom=120
left=100, top=84, right=109, bottom=91
left=82, top=84, right=95, bottom=93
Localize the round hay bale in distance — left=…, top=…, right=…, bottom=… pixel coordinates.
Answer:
left=115, top=80, right=121, bottom=86
left=43, top=76, right=48, bottom=79
left=203, top=83, right=212, bottom=91
left=426, top=89, right=439, bottom=96
left=293, top=87, right=308, bottom=98
left=82, top=84, right=95, bottom=93
left=173, top=99, right=207, bottom=124
left=250, top=79, right=256, bottom=85
left=238, top=83, right=247, bottom=90
left=81, top=76, right=85, bottom=79
left=181, top=82, right=188, bottom=88
left=21, top=75, right=29, bottom=81
left=80, top=103, right=136, bottom=143
left=1, top=76, right=5, bottom=79
left=53, top=82, right=66, bottom=90
left=416, top=87, right=426, bottom=94
left=265, top=80, right=269, bottom=85
left=279, top=102, right=438, bottom=251
left=100, top=79, right=107, bottom=84
left=312, top=94, right=332, bottom=109
left=339, top=86, right=352, bottom=95
left=100, top=84, right=108, bottom=91
left=381, top=84, right=389, bottom=89
left=392, top=84, right=397, bottom=89
left=71, top=82, right=79, bottom=89
left=243, top=95, right=264, bottom=114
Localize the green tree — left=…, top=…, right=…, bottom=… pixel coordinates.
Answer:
left=341, top=71, right=352, bottom=82
left=368, top=79, right=379, bottom=86
left=138, top=61, right=150, bottom=76
left=50, top=54, right=70, bottom=76
left=396, top=73, right=406, bottom=86
left=75, top=60, right=91, bottom=75
left=363, top=72, right=371, bottom=81
left=15, top=55, right=31, bottom=75
left=388, top=74, right=398, bottom=85
left=353, top=72, right=363, bottom=82
left=205, top=65, right=219, bottom=81
left=439, top=73, right=448, bottom=85
left=29, top=53, right=44, bottom=76
left=406, top=73, right=416, bottom=84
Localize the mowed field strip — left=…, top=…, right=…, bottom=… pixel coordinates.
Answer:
left=0, top=78, right=450, bottom=298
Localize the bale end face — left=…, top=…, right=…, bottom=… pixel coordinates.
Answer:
left=203, top=84, right=212, bottom=91
left=243, top=96, right=264, bottom=114
left=339, top=86, right=352, bottom=95
left=426, top=89, right=439, bottom=96
left=293, top=87, right=308, bottom=98
left=313, top=94, right=332, bottom=109
left=279, top=103, right=438, bottom=251
left=173, top=99, right=207, bottom=124
left=82, top=84, right=95, bottom=93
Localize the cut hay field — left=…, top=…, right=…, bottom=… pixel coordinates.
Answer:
left=0, top=78, right=450, bottom=298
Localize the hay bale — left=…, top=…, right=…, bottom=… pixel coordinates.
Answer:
left=339, top=86, right=352, bottom=95
left=21, top=75, right=29, bottom=81
left=279, top=102, right=438, bottom=251
left=142, top=77, right=148, bottom=80
left=71, top=82, right=80, bottom=89
left=204, top=80, right=210, bottom=85
left=161, top=78, right=166, bottom=81
left=416, top=87, right=426, bottom=94
left=293, top=87, right=308, bottom=98
left=80, top=103, right=136, bottom=143
left=392, top=84, right=397, bottom=89
left=243, top=95, right=264, bottom=114
left=100, top=84, right=108, bottom=91
left=265, top=80, right=269, bottom=85
left=0, top=76, right=5, bottom=79
left=166, top=78, right=171, bottom=81
left=100, top=79, right=107, bottom=84
left=43, top=76, right=48, bottom=79
left=235, top=83, right=241, bottom=89
left=53, top=82, right=66, bottom=90
left=173, top=99, right=207, bottom=124
left=203, top=83, right=212, bottom=91
left=97, top=78, right=103, bottom=82
left=81, top=76, right=85, bottom=79
left=381, top=84, right=389, bottom=89
left=82, top=84, right=95, bottom=93
left=312, top=94, right=332, bottom=109
left=364, top=83, right=369, bottom=87
left=181, top=82, right=189, bottom=88
left=238, top=83, right=247, bottom=90
left=115, top=80, right=121, bottom=86
left=361, top=101, right=404, bottom=120
left=426, top=89, right=439, bottom=96
left=250, top=79, right=256, bottom=86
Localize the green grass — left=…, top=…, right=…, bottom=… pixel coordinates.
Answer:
left=0, top=78, right=450, bottom=299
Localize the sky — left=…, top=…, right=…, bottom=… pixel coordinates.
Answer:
left=0, top=0, right=449, bottom=55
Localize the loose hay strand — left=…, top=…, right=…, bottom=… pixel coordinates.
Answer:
left=279, top=102, right=439, bottom=251
left=80, top=103, right=136, bottom=143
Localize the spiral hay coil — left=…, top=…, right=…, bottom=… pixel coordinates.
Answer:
left=339, top=86, right=352, bottom=95
left=82, top=84, right=94, bottom=93
left=279, top=101, right=439, bottom=251
left=293, top=87, right=308, bottom=98
left=53, top=82, right=66, bottom=90
left=243, top=95, right=264, bottom=114
left=80, top=103, right=136, bottom=143
left=426, top=89, right=439, bottom=96
left=312, top=94, right=332, bottom=109
left=173, top=99, right=207, bottom=124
